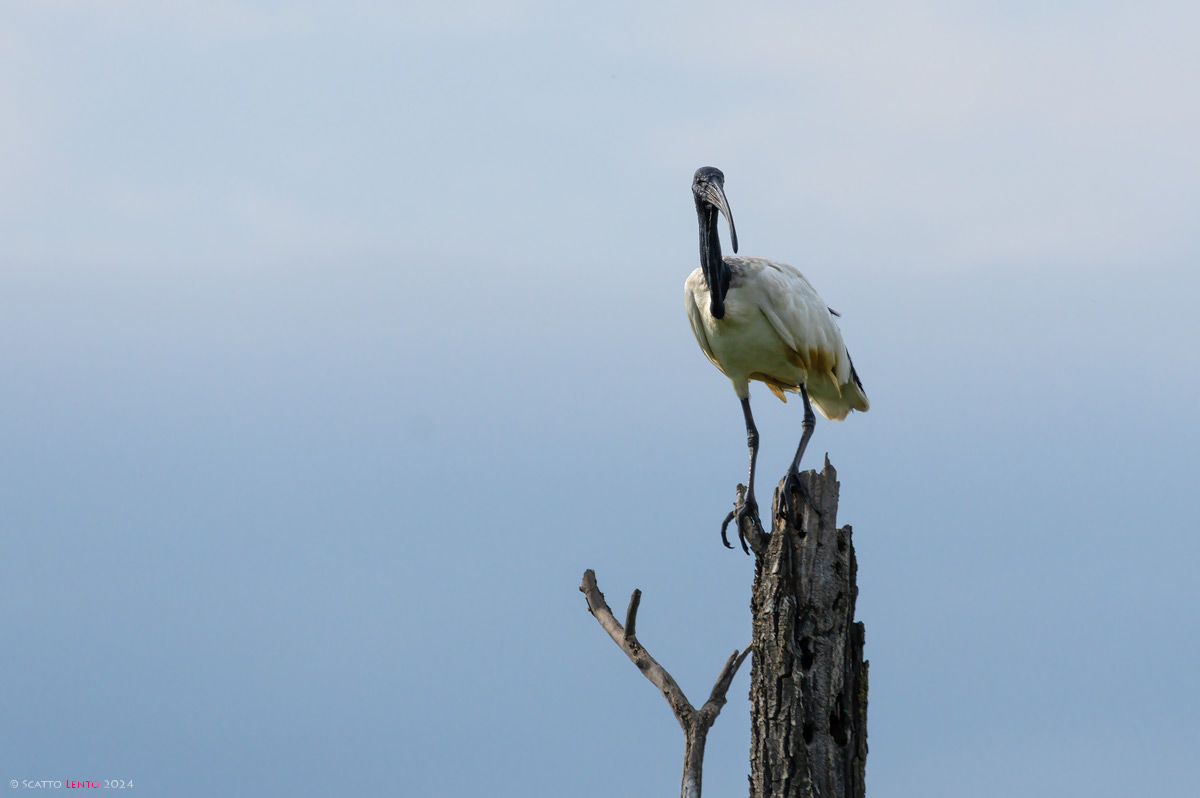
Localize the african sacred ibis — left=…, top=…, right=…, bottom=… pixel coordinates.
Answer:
left=684, top=166, right=868, bottom=551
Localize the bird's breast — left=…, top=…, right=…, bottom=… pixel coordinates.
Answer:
left=686, top=270, right=803, bottom=387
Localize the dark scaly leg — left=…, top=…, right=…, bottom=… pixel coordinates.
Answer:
left=721, top=396, right=762, bottom=553
left=778, top=384, right=821, bottom=525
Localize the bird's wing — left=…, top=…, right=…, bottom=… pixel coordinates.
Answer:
left=748, top=260, right=850, bottom=383
left=743, top=259, right=869, bottom=419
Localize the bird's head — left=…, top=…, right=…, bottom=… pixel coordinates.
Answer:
left=692, top=167, right=738, bottom=254
left=693, top=166, right=738, bottom=318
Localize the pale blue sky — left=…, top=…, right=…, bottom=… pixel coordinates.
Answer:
left=2, top=2, right=1198, bottom=796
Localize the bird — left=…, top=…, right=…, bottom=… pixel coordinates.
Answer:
left=684, top=166, right=868, bottom=552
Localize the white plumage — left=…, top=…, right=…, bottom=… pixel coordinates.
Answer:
left=685, top=256, right=868, bottom=420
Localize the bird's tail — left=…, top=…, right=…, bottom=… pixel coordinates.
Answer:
left=809, top=353, right=869, bottom=421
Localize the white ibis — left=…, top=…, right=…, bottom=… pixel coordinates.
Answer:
left=684, top=166, right=869, bottom=551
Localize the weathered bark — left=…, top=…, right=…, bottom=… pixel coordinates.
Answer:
left=579, top=570, right=750, bottom=798
left=749, top=456, right=868, bottom=798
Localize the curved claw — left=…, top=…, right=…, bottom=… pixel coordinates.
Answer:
left=735, top=517, right=754, bottom=555
left=719, top=484, right=759, bottom=555
left=777, top=471, right=823, bottom=527
left=720, top=510, right=737, bottom=550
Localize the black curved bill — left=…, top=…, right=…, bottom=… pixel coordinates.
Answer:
left=700, top=182, right=738, bottom=253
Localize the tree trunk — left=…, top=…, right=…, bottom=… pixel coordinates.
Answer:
left=749, top=456, right=868, bottom=798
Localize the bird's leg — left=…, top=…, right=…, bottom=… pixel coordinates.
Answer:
left=721, top=396, right=763, bottom=554
left=778, top=385, right=822, bottom=525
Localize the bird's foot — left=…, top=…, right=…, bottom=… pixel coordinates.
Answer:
left=777, top=469, right=823, bottom=528
left=721, top=484, right=763, bottom=555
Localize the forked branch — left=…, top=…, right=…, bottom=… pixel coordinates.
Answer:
left=580, top=569, right=750, bottom=798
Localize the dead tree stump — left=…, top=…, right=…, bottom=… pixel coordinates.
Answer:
left=749, top=456, right=868, bottom=798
